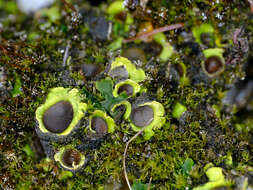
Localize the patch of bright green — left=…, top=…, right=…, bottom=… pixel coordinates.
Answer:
left=110, top=57, right=146, bottom=82
left=107, top=0, right=125, bottom=16
left=212, top=105, right=221, bottom=119
left=172, top=102, right=187, bottom=119
left=96, top=78, right=127, bottom=111
left=108, top=37, right=123, bottom=51
left=22, top=144, right=35, bottom=157
left=89, top=110, right=115, bottom=133
left=5, top=1, right=18, bottom=13
left=153, top=32, right=173, bottom=62
left=130, top=101, right=165, bottom=140
left=224, top=154, right=233, bottom=166
left=193, top=167, right=230, bottom=190
left=36, top=87, right=87, bottom=136
left=192, top=23, right=214, bottom=45
left=203, top=48, right=224, bottom=59
left=11, top=73, right=22, bottom=97
left=54, top=146, right=85, bottom=171
left=182, top=158, right=194, bottom=175
left=132, top=181, right=148, bottom=190
left=39, top=6, right=60, bottom=22
left=58, top=170, right=73, bottom=180
left=111, top=100, right=131, bottom=120
left=113, top=79, right=141, bottom=98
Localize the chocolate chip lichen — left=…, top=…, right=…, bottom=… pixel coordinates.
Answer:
left=130, top=105, right=154, bottom=128
left=129, top=101, right=165, bottom=140
left=91, top=117, right=108, bottom=134
left=54, top=147, right=86, bottom=172
left=89, top=110, right=115, bottom=134
left=202, top=48, right=225, bottom=77
left=35, top=87, right=87, bottom=141
left=113, top=79, right=141, bottom=98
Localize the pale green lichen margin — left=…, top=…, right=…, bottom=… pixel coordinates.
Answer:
left=89, top=110, right=116, bottom=133
left=35, top=87, right=87, bottom=136
left=110, top=57, right=146, bottom=83
left=153, top=32, right=174, bottom=62
left=54, top=147, right=85, bottom=171
left=192, top=23, right=214, bottom=45
left=202, top=48, right=225, bottom=77
left=193, top=167, right=230, bottom=190
left=130, top=101, right=165, bottom=140
left=112, top=79, right=141, bottom=98
left=111, top=101, right=131, bottom=120
left=106, top=0, right=124, bottom=16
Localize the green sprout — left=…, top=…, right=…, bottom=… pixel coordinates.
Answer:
left=89, top=110, right=116, bottom=133
left=153, top=32, right=174, bottom=62
left=172, top=102, right=187, bottom=119
left=130, top=101, right=165, bottom=140
left=35, top=87, right=87, bottom=137
left=193, top=167, right=231, bottom=190
left=110, top=57, right=146, bottom=82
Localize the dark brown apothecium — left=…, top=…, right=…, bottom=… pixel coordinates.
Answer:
left=43, top=101, right=73, bottom=133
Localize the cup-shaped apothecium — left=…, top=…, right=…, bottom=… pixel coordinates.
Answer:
left=35, top=87, right=87, bottom=141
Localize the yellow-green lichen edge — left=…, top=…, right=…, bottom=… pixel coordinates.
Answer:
left=193, top=167, right=231, bottom=190
left=110, top=57, right=146, bottom=83
left=113, top=79, right=141, bottom=98
left=202, top=48, right=225, bottom=77
left=177, top=62, right=190, bottom=86
left=111, top=101, right=131, bottom=120
left=54, top=146, right=86, bottom=172
left=153, top=32, right=174, bottom=62
left=35, top=87, right=87, bottom=140
left=130, top=101, right=165, bottom=140
left=192, top=23, right=214, bottom=45
left=89, top=110, right=115, bottom=133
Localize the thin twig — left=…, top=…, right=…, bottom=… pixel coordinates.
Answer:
left=124, top=118, right=153, bottom=190
left=62, top=41, right=71, bottom=67
left=123, top=23, right=184, bottom=43
left=147, top=177, right=152, bottom=190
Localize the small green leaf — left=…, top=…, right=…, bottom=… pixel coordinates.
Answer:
left=96, top=79, right=127, bottom=111
left=11, top=74, right=22, bottom=97
left=182, top=158, right=194, bottom=175
left=96, top=79, right=114, bottom=98
left=132, top=181, right=148, bottom=190
left=22, top=144, right=35, bottom=157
